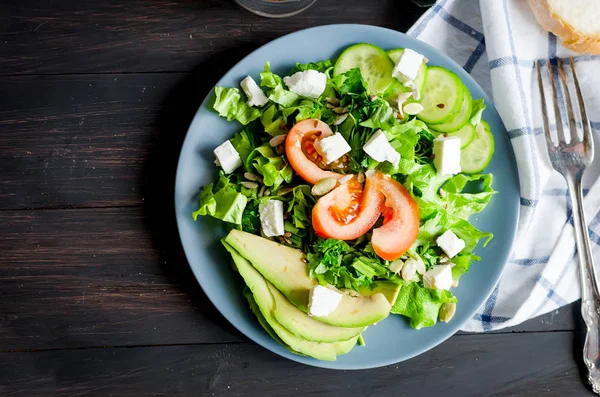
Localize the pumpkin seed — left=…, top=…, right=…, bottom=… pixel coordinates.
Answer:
left=278, top=186, right=294, bottom=196
left=439, top=302, right=456, bottom=323
left=403, top=102, right=424, bottom=115
left=311, top=177, right=337, bottom=196
left=332, top=106, right=348, bottom=114
left=240, top=181, right=258, bottom=189
left=258, top=185, right=266, bottom=198
left=333, top=113, right=349, bottom=126
left=357, top=172, right=365, bottom=184
left=269, top=134, right=287, bottom=147
left=244, top=172, right=259, bottom=182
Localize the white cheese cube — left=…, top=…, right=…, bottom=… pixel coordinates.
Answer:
left=423, top=265, right=454, bottom=291
left=392, top=49, right=425, bottom=84
left=214, top=140, right=242, bottom=174
left=283, top=70, right=327, bottom=99
left=436, top=230, right=465, bottom=258
left=362, top=129, right=400, bottom=167
left=258, top=200, right=285, bottom=237
left=433, top=136, right=461, bottom=175
left=308, top=285, right=343, bottom=317
left=240, top=75, right=269, bottom=107
left=314, top=132, right=351, bottom=164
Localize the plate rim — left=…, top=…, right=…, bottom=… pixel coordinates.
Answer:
left=174, top=23, right=521, bottom=369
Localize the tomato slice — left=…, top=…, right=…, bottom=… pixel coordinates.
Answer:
left=312, top=176, right=384, bottom=240
left=285, top=118, right=344, bottom=184
left=370, top=172, right=420, bottom=261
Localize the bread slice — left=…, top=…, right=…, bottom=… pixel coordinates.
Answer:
left=528, top=0, right=600, bottom=54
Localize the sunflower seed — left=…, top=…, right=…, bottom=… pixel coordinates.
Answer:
left=301, top=258, right=309, bottom=263
left=401, top=260, right=417, bottom=281
left=325, top=97, right=340, bottom=105
left=311, top=177, right=337, bottom=196
left=338, top=175, right=353, bottom=185
left=240, top=181, right=258, bottom=189
left=332, top=106, right=348, bottom=114
left=439, top=255, right=450, bottom=264
left=264, top=189, right=271, bottom=197
left=258, top=185, right=266, bottom=197
left=284, top=232, right=292, bottom=238
left=403, top=102, right=424, bottom=115
left=325, top=102, right=336, bottom=109
left=284, top=237, right=293, bottom=245
left=269, top=134, right=287, bottom=147
left=278, top=186, right=294, bottom=195
left=357, top=172, right=365, bottom=184
left=333, top=113, right=349, bottom=126
left=244, top=172, right=259, bottom=181
left=369, top=95, right=377, bottom=102
left=277, top=236, right=285, bottom=244
left=439, top=302, right=456, bottom=323
left=394, top=109, right=404, bottom=120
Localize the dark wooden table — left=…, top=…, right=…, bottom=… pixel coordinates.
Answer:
left=0, top=1, right=594, bottom=395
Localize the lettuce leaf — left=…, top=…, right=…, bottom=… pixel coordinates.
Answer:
left=260, top=62, right=298, bottom=107
left=192, top=173, right=248, bottom=225
left=470, top=98, right=486, bottom=126
left=213, top=87, right=262, bottom=125
left=246, top=144, right=293, bottom=189
left=289, top=60, right=333, bottom=74
left=391, top=282, right=457, bottom=329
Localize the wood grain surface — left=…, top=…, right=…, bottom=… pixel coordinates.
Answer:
left=0, top=0, right=592, bottom=395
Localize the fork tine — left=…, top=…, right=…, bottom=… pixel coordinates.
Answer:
left=570, top=57, right=594, bottom=152
left=536, top=60, right=555, bottom=148
left=557, top=58, right=580, bottom=143
left=547, top=58, right=569, bottom=145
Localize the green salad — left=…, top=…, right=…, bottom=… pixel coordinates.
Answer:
left=194, top=43, right=496, bottom=361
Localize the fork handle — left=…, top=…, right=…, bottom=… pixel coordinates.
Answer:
left=566, top=174, right=600, bottom=394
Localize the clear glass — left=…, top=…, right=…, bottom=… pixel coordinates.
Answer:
left=235, top=0, right=318, bottom=18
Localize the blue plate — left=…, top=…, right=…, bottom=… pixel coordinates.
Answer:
left=175, top=24, right=520, bottom=369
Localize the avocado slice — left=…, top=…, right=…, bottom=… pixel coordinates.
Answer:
left=225, top=230, right=392, bottom=328
left=224, top=242, right=358, bottom=361
left=359, top=281, right=402, bottom=306
left=243, top=287, right=286, bottom=346
left=266, top=283, right=364, bottom=343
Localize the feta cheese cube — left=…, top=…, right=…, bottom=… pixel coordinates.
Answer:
left=436, top=230, right=465, bottom=258
left=240, top=75, right=269, bottom=107
left=362, top=129, right=400, bottom=167
left=314, top=132, right=351, bottom=164
left=423, top=265, right=454, bottom=290
left=392, top=49, right=425, bottom=84
left=433, top=136, right=461, bottom=175
left=283, top=70, right=327, bottom=99
left=308, top=285, right=343, bottom=317
left=214, top=140, right=242, bottom=174
left=258, top=200, right=285, bottom=237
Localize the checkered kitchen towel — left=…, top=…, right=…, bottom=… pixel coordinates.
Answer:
left=408, top=0, right=600, bottom=332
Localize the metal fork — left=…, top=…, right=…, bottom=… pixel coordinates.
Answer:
left=536, top=57, right=600, bottom=393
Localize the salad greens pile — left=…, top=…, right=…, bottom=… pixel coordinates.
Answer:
left=195, top=55, right=495, bottom=330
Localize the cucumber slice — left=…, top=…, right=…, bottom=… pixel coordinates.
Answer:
left=460, top=121, right=495, bottom=173
left=446, top=123, right=475, bottom=148
left=430, top=89, right=472, bottom=131
left=386, top=48, right=428, bottom=93
left=334, top=43, right=395, bottom=94
left=418, top=66, right=464, bottom=124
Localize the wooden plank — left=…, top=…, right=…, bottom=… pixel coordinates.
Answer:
left=1, top=0, right=423, bottom=75
left=0, top=207, right=580, bottom=352
left=0, top=73, right=193, bottom=209
left=0, top=207, right=245, bottom=351
left=0, top=332, right=591, bottom=397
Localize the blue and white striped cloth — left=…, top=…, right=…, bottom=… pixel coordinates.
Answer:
left=408, top=0, right=600, bottom=332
